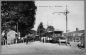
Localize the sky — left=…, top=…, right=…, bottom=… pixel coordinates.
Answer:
left=33, top=1, right=84, bottom=33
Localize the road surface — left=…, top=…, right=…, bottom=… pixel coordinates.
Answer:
left=1, top=41, right=85, bottom=55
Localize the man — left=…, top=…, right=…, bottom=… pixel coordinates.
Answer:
left=1, top=30, right=8, bottom=45
left=1, top=30, right=5, bottom=45
left=26, top=34, right=31, bottom=44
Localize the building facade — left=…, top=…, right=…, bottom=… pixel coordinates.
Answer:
left=63, top=30, right=85, bottom=47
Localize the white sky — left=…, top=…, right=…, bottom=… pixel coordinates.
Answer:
left=33, top=1, right=84, bottom=33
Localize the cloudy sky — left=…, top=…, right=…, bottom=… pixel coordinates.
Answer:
left=33, top=1, right=84, bottom=33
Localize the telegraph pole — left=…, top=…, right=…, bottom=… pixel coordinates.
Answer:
left=65, top=5, right=69, bottom=33
left=52, top=5, right=69, bottom=33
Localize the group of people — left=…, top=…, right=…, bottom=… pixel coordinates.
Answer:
left=1, top=29, right=34, bottom=45
left=41, top=37, right=52, bottom=43
left=1, top=29, right=20, bottom=45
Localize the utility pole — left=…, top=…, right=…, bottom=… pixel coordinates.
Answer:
left=65, top=5, right=69, bottom=33
left=52, top=5, right=69, bottom=33
left=17, top=22, right=18, bottom=33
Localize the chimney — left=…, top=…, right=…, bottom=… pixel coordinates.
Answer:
left=76, top=28, right=79, bottom=31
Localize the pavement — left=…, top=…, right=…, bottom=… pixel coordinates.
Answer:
left=1, top=41, right=86, bottom=55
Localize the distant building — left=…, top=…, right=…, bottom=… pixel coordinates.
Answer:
left=45, top=31, right=63, bottom=38
left=63, top=29, right=85, bottom=45
left=53, top=31, right=63, bottom=37
left=7, top=29, right=17, bottom=44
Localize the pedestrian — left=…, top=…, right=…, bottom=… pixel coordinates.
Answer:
left=4, top=30, right=7, bottom=45
left=1, top=30, right=5, bottom=45
left=1, top=30, right=8, bottom=45
left=26, top=33, right=30, bottom=44
left=2, top=30, right=5, bottom=37
left=1, top=31, right=4, bottom=42
left=25, top=34, right=28, bottom=44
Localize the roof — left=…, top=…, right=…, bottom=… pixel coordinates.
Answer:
left=69, top=30, right=84, bottom=33
left=54, top=31, right=63, bottom=33
left=47, top=31, right=63, bottom=33
left=64, top=30, right=84, bottom=34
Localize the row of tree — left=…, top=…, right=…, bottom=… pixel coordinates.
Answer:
left=1, top=1, right=54, bottom=38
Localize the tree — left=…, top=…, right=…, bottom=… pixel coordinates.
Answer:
left=46, top=25, right=54, bottom=32
left=1, top=1, right=37, bottom=37
left=37, top=22, right=45, bottom=37
left=45, top=25, right=55, bottom=37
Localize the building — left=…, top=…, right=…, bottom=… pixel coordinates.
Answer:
left=45, top=31, right=63, bottom=38
left=7, top=29, right=17, bottom=44
left=63, top=29, right=85, bottom=47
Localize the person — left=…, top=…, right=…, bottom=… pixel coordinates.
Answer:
left=15, top=32, right=20, bottom=43
left=2, top=30, right=5, bottom=37
left=26, top=34, right=31, bottom=44
left=4, top=30, right=7, bottom=45
left=1, top=30, right=7, bottom=45
left=25, top=34, right=28, bottom=44
left=1, top=30, right=5, bottom=45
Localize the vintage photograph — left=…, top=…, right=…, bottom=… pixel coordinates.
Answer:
left=1, top=0, right=85, bottom=55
